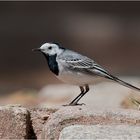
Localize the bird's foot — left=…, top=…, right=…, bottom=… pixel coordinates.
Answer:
left=63, top=102, right=85, bottom=106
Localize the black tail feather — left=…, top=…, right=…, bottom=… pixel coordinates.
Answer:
left=109, top=75, right=140, bottom=92
left=92, top=65, right=140, bottom=92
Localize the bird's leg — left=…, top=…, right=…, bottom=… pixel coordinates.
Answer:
left=72, top=84, right=89, bottom=105
left=68, top=86, right=85, bottom=105
left=69, top=85, right=89, bottom=106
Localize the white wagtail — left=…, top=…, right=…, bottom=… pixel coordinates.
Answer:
left=32, top=42, right=140, bottom=106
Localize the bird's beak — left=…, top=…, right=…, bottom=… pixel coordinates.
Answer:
left=32, top=48, right=41, bottom=52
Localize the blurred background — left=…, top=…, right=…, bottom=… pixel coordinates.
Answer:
left=0, top=1, right=140, bottom=108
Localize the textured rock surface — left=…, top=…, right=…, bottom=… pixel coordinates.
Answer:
left=0, top=105, right=29, bottom=139
left=42, top=106, right=140, bottom=139
left=29, top=106, right=59, bottom=139
left=60, top=125, right=140, bottom=139
left=0, top=105, right=140, bottom=139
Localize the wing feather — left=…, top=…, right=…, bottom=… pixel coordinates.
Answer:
left=58, top=50, right=112, bottom=78
left=65, top=57, right=94, bottom=68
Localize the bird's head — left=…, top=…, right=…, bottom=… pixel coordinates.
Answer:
left=32, top=42, right=64, bottom=56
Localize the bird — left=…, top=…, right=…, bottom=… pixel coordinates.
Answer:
left=32, top=42, right=140, bottom=106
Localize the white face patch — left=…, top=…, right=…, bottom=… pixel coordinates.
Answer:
left=40, top=43, right=63, bottom=56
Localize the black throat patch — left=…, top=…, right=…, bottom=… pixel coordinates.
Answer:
left=42, top=53, right=59, bottom=75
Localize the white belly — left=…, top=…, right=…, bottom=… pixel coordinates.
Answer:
left=56, top=70, right=103, bottom=86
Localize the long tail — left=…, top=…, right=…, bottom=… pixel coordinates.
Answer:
left=93, top=65, right=140, bottom=92
left=109, top=75, right=140, bottom=92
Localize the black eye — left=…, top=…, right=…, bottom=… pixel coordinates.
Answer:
left=48, top=46, right=52, bottom=50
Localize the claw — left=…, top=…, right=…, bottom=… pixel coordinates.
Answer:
left=62, top=103, right=85, bottom=106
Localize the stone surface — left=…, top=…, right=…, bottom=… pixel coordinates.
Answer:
left=0, top=105, right=60, bottom=139
left=29, top=106, right=59, bottom=139
left=42, top=106, right=140, bottom=139
left=60, top=125, right=140, bottom=139
left=0, top=105, right=140, bottom=139
left=0, top=104, right=29, bottom=139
